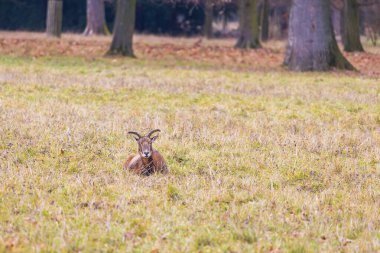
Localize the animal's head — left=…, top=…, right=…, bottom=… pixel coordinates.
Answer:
left=128, top=129, right=160, bottom=158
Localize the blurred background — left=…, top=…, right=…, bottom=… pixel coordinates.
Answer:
left=0, top=0, right=378, bottom=41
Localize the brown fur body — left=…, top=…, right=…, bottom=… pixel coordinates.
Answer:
left=124, top=150, right=168, bottom=175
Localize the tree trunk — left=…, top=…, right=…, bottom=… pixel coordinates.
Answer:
left=222, top=13, right=228, bottom=33
left=235, top=0, right=261, bottom=48
left=260, top=0, right=269, bottom=41
left=108, top=0, right=136, bottom=57
left=343, top=0, right=364, bottom=52
left=46, top=0, right=63, bottom=37
left=83, top=0, right=109, bottom=36
left=203, top=0, right=213, bottom=38
left=284, top=0, right=354, bottom=71
left=340, top=9, right=345, bottom=39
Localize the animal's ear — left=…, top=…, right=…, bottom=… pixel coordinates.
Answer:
left=150, top=134, right=159, bottom=142
left=128, top=131, right=141, bottom=141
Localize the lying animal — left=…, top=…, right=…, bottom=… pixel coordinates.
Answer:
left=123, top=129, right=168, bottom=175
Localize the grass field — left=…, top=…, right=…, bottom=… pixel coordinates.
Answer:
left=0, top=32, right=379, bottom=252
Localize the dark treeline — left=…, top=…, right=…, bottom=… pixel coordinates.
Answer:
left=2, top=0, right=379, bottom=64
left=0, top=0, right=236, bottom=35
left=1, top=0, right=86, bottom=32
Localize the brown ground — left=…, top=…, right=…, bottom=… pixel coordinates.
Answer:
left=0, top=31, right=379, bottom=77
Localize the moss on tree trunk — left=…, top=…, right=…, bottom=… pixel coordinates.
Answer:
left=343, top=0, right=364, bottom=52
left=108, top=0, right=136, bottom=57
left=235, top=0, right=261, bottom=49
left=260, top=0, right=269, bottom=42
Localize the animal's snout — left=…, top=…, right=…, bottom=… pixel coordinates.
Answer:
left=143, top=151, right=150, bottom=157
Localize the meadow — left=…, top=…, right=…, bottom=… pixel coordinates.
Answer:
left=0, top=32, right=379, bottom=252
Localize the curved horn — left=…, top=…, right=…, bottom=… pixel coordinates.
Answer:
left=128, top=131, right=142, bottom=140
left=147, top=129, right=161, bottom=138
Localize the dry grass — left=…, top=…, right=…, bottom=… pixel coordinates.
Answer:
left=1, top=32, right=380, bottom=76
left=0, top=32, right=380, bottom=252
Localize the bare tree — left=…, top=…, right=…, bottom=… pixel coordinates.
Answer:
left=108, top=0, right=136, bottom=57
left=260, top=0, right=269, bottom=41
left=83, top=0, right=109, bottom=36
left=203, top=0, right=214, bottom=38
left=235, top=0, right=261, bottom=48
left=363, top=1, right=380, bottom=46
left=46, top=0, right=63, bottom=37
left=284, top=0, right=354, bottom=71
left=332, top=0, right=380, bottom=51
left=343, top=0, right=364, bottom=51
